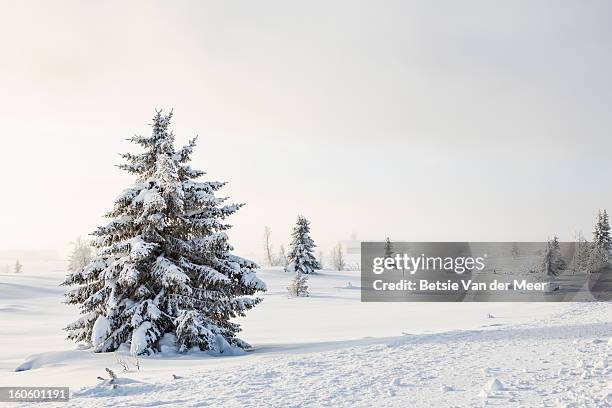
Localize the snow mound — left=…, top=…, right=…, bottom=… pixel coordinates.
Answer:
left=0, top=304, right=27, bottom=313
left=336, top=282, right=360, bottom=290
left=91, top=315, right=111, bottom=348
left=74, top=377, right=155, bottom=398
left=130, top=321, right=152, bottom=355
left=484, top=378, right=504, bottom=392
left=15, top=350, right=84, bottom=372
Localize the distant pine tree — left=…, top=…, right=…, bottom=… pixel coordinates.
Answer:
left=540, top=236, right=565, bottom=277
left=511, top=242, right=520, bottom=259
left=63, top=111, right=266, bottom=355
left=14, top=259, right=22, bottom=274
left=568, top=232, right=590, bottom=275
left=593, top=209, right=611, bottom=251
left=590, top=209, right=611, bottom=272
left=384, top=237, right=394, bottom=259
left=287, top=216, right=320, bottom=275
left=383, top=237, right=397, bottom=269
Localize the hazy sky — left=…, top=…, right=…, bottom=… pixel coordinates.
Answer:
left=1, top=0, right=612, bottom=260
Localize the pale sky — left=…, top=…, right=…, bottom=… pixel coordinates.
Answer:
left=1, top=0, right=612, bottom=260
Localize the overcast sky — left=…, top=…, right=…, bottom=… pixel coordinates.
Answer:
left=1, top=0, right=612, bottom=260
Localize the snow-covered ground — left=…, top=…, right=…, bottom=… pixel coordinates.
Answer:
left=1, top=266, right=612, bottom=407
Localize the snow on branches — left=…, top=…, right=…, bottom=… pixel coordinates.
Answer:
left=287, top=215, right=320, bottom=275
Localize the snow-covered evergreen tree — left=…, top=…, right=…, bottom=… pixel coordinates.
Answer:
left=286, top=215, right=320, bottom=275
left=287, top=271, right=309, bottom=297
left=384, top=237, right=394, bottom=259
left=383, top=237, right=397, bottom=269
left=511, top=242, right=520, bottom=259
left=63, top=111, right=266, bottom=355
left=589, top=246, right=607, bottom=273
left=568, top=232, right=590, bottom=275
left=590, top=209, right=611, bottom=272
left=68, top=236, right=94, bottom=273
left=14, top=259, right=22, bottom=274
left=592, top=210, right=611, bottom=251
left=539, top=236, right=565, bottom=277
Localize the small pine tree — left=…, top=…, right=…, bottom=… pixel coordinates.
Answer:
left=593, top=210, right=611, bottom=250
left=384, top=237, right=394, bottom=259
left=63, top=111, right=265, bottom=355
left=287, top=271, right=309, bottom=297
left=287, top=216, right=320, bottom=275
left=568, top=232, right=590, bottom=275
left=539, top=236, right=565, bottom=277
left=590, top=210, right=611, bottom=272
left=14, top=259, right=23, bottom=273
left=589, top=244, right=607, bottom=273
left=511, top=242, right=520, bottom=259
left=68, top=236, right=94, bottom=273
left=382, top=237, right=397, bottom=269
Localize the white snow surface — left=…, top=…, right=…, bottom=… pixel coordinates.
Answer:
left=1, top=267, right=612, bottom=407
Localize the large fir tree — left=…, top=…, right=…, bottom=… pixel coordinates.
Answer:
left=63, top=111, right=265, bottom=355
left=287, top=215, right=320, bottom=275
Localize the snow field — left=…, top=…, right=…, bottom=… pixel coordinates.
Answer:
left=1, top=267, right=611, bottom=407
